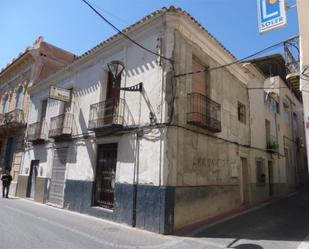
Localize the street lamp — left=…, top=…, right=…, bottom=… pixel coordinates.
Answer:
left=107, top=60, right=125, bottom=85
left=107, top=60, right=143, bottom=92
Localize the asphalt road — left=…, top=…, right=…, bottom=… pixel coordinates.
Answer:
left=1, top=189, right=309, bottom=249
left=192, top=188, right=309, bottom=249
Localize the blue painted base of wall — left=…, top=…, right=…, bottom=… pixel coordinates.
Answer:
left=63, top=180, right=175, bottom=234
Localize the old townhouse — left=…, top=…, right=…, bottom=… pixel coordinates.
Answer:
left=0, top=37, right=75, bottom=195
left=18, top=7, right=307, bottom=234
left=245, top=53, right=307, bottom=205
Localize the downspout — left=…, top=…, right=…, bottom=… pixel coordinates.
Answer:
left=132, top=130, right=141, bottom=227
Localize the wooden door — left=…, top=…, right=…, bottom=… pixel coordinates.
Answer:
left=93, top=143, right=118, bottom=209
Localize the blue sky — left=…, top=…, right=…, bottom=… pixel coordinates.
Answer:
left=0, top=0, right=298, bottom=70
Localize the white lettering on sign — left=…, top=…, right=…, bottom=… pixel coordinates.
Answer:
left=257, top=0, right=287, bottom=34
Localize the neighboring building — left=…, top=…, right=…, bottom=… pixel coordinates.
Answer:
left=297, top=0, right=309, bottom=166
left=18, top=7, right=307, bottom=234
left=246, top=54, right=307, bottom=204
left=0, top=37, right=75, bottom=195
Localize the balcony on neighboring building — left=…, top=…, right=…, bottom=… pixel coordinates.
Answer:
left=187, top=93, right=221, bottom=133
left=27, top=122, right=47, bottom=143
left=0, top=113, right=5, bottom=127
left=49, top=113, right=73, bottom=140
left=4, top=109, right=25, bottom=128
left=88, top=98, right=134, bottom=134
left=266, top=135, right=279, bottom=152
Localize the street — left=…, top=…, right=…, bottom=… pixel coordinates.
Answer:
left=1, top=189, right=309, bottom=249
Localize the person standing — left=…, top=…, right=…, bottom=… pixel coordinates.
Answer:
left=1, top=170, right=12, bottom=198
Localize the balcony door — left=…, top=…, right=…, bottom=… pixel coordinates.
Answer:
left=104, top=72, right=120, bottom=124
left=93, top=143, right=118, bottom=209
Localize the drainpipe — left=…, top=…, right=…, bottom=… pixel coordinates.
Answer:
left=132, top=130, right=141, bottom=227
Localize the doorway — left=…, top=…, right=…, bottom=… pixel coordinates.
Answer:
left=268, top=161, right=274, bottom=196
left=240, top=157, right=249, bottom=204
left=93, top=143, right=118, bottom=209
left=26, top=160, right=39, bottom=198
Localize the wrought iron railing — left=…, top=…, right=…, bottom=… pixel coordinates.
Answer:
left=284, top=36, right=300, bottom=75
left=187, top=93, right=221, bottom=132
left=49, top=113, right=73, bottom=138
left=27, top=121, right=47, bottom=142
left=266, top=135, right=279, bottom=152
left=0, top=113, right=5, bottom=127
left=88, top=98, right=133, bottom=130
left=4, top=109, right=25, bottom=126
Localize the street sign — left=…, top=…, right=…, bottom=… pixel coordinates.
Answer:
left=257, top=0, right=287, bottom=34
left=49, top=86, right=71, bottom=102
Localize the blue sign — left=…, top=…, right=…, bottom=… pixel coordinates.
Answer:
left=257, top=0, right=287, bottom=34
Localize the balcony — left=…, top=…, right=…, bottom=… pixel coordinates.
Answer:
left=88, top=98, right=133, bottom=133
left=0, top=113, right=5, bottom=127
left=266, top=135, right=279, bottom=152
left=27, top=122, right=47, bottom=143
left=49, top=113, right=73, bottom=140
left=4, top=109, right=25, bottom=128
left=187, top=93, right=221, bottom=133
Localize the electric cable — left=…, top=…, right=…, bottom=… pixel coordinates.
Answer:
left=80, top=0, right=173, bottom=62
left=174, top=35, right=299, bottom=78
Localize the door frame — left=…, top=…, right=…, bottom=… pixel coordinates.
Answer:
left=240, top=157, right=249, bottom=205
left=26, top=160, right=39, bottom=198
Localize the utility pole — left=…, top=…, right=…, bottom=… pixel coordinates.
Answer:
left=297, top=0, right=309, bottom=170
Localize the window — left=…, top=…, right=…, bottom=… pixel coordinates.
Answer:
left=2, top=95, right=9, bottom=113
left=238, top=102, right=246, bottom=123
left=283, top=102, right=290, bottom=125
left=256, top=158, right=266, bottom=185
left=15, top=86, right=24, bottom=109
left=192, top=57, right=207, bottom=95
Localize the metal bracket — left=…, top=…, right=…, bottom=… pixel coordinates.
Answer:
left=119, top=82, right=143, bottom=92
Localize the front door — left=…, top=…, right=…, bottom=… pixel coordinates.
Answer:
left=240, top=157, right=249, bottom=204
left=268, top=161, right=274, bottom=196
left=27, top=160, right=39, bottom=198
left=93, top=143, right=117, bottom=209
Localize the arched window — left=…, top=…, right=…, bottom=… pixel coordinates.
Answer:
left=2, top=95, right=9, bottom=113
left=15, top=86, right=24, bottom=109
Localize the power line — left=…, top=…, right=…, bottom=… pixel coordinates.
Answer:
left=174, top=35, right=299, bottom=78
left=80, top=0, right=173, bottom=62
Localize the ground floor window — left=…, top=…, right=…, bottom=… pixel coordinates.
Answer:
left=93, top=143, right=117, bottom=209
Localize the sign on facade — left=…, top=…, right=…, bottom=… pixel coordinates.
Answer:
left=257, top=0, right=287, bottom=34
left=49, top=86, right=71, bottom=102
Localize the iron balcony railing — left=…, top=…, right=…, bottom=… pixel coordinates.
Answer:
left=49, top=113, right=73, bottom=138
left=266, top=135, right=279, bottom=152
left=187, top=93, right=221, bottom=133
left=27, top=121, right=47, bottom=142
left=0, top=113, right=5, bottom=127
left=88, top=98, right=134, bottom=130
left=4, top=109, right=25, bottom=127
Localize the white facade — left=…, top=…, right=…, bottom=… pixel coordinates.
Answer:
left=19, top=7, right=307, bottom=234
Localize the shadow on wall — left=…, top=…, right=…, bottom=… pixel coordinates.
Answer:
left=33, top=145, right=47, bottom=163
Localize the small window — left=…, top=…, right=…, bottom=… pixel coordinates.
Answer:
left=283, top=102, right=290, bottom=125
left=15, top=86, right=24, bottom=109
left=238, top=102, right=246, bottom=123
left=256, top=158, right=266, bottom=185
left=2, top=95, right=9, bottom=113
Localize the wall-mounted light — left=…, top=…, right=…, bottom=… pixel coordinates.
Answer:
left=107, top=60, right=143, bottom=93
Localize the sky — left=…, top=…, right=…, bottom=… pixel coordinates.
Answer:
left=0, top=0, right=299, bottom=70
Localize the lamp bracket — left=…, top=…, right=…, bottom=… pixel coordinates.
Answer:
left=119, top=82, right=143, bottom=92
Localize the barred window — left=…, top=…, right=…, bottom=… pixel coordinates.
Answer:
left=238, top=102, right=246, bottom=124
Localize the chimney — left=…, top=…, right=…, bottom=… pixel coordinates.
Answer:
left=34, top=36, right=44, bottom=48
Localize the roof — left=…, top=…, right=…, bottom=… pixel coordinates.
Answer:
left=29, top=6, right=241, bottom=93
left=78, top=6, right=236, bottom=61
